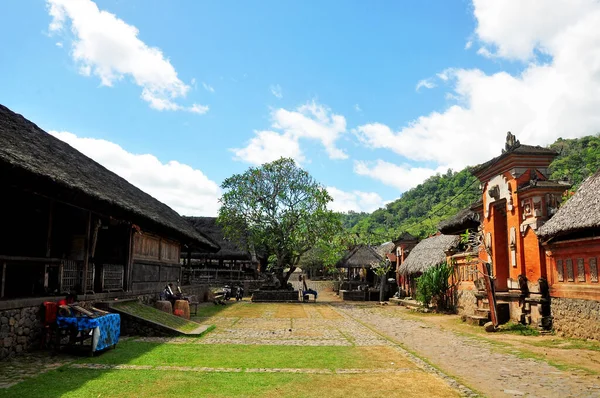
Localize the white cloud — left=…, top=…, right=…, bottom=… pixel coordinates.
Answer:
left=354, top=160, right=448, bottom=192
left=47, top=0, right=207, bottom=113
left=354, top=104, right=362, bottom=112
left=233, top=101, right=348, bottom=165
left=416, top=78, right=436, bottom=91
left=326, top=186, right=386, bottom=213
left=189, top=104, right=210, bottom=114
left=355, top=0, right=600, bottom=181
left=464, top=40, right=473, bottom=50
left=232, top=130, right=304, bottom=165
left=50, top=131, right=221, bottom=216
left=472, top=0, right=597, bottom=61
left=270, top=84, right=283, bottom=99
left=202, top=82, right=215, bottom=93
left=55, top=41, right=63, bottom=47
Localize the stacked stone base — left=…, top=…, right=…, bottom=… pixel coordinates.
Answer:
left=551, top=297, right=600, bottom=340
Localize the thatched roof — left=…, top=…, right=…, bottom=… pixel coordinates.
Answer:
left=438, top=207, right=480, bottom=235
left=399, top=234, right=460, bottom=275
left=184, top=217, right=254, bottom=260
left=538, top=170, right=600, bottom=240
left=394, top=232, right=418, bottom=243
left=375, top=241, right=395, bottom=257
left=0, top=104, right=219, bottom=251
left=338, top=245, right=383, bottom=268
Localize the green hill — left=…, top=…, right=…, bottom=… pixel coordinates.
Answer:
left=340, top=134, right=600, bottom=242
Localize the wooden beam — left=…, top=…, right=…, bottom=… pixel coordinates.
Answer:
left=1, top=262, right=6, bottom=298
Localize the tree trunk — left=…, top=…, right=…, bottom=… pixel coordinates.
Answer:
left=379, top=274, right=386, bottom=302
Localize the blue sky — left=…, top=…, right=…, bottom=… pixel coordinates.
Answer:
left=1, top=0, right=599, bottom=216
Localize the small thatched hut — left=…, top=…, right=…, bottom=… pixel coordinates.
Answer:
left=337, top=245, right=383, bottom=286
left=398, top=234, right=459, bottom=298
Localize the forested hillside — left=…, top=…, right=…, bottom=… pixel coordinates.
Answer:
left=340, top=134, right=600, bottom=243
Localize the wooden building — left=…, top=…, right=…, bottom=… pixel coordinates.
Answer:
left=180, top=216, right=261, bottom=284
left=0, top=104, right=219, bottom=301
left=391, top=232, right=419, bottom=295
left=337, top=245, right=383, bottom=288
left=538, top=170, right=600, bottom=339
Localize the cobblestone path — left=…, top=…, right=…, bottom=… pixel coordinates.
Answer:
left=336, top=304, right=600, bottom=398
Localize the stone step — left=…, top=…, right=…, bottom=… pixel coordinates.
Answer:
left=466, top=315, right=489, bottom=326
left=475, top=308, right=491, bottom=318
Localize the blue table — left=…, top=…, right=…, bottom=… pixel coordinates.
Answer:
left=56, top=313, right=120, bottom=352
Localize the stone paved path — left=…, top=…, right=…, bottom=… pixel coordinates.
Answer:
left=336, top=304, right=600, bottom=398
left=0, top=352, right=73, bottom=389
left=2, top=295, right=598, bottom=398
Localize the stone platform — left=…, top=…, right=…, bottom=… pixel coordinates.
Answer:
left=251, top=290, right=299, bottom=302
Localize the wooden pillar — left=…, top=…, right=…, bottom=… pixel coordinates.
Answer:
left=82, top=211, right=92, bottom=297
left=125, top=226, right=134, bottom=292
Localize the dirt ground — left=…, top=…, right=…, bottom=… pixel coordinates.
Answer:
left=337, top=301, right=600, bottom=398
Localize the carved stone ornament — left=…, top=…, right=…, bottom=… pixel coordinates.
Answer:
left=556, top=259, right=564, bottom=282
left=577, top=259, right=586, bottom=282
left=590, top=258, right=598, bottom=283
left=566, top=259, right=574, bottom=282
left=502, top=131, right=520, bottom=153
left=484, top=174, right=514, bottom=218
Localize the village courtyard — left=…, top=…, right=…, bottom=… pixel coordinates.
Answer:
left=1, top=288, right=599, bottom=398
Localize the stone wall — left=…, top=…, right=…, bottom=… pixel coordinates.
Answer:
left=454, top=289, right=478, bottom=316
left=0, top=283, right=211, bottom=360
left=551, top=297, right=600, bottom=340
left=0, top=307, right=42, bottom=360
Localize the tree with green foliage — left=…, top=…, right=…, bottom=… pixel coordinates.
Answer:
left=218, top=158, right=343, bottom=288
left=549, top=134, right=600, bottom=188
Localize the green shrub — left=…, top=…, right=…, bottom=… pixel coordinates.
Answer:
left=416, top=262, right=453, bottom=310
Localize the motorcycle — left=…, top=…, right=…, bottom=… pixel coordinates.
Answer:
left=235, top=285, right=244, bottom=301
left=222, top=285, right=232, bottom=301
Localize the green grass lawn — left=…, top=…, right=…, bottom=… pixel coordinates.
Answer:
left=77, top=339, right=409, bottom=370
left=0, top=368, right=459, bottom=398
left=111, top=301, right=204, bottom=333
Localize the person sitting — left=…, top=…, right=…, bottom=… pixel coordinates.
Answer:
left=161, top=283, right=177, bottom=306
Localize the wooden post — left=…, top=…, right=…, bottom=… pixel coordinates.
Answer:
left=82, top=211, right=92, bottom=296
left=126, top=227, right=134, bottom=292
left=1, top=262, right=6, bottom=298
